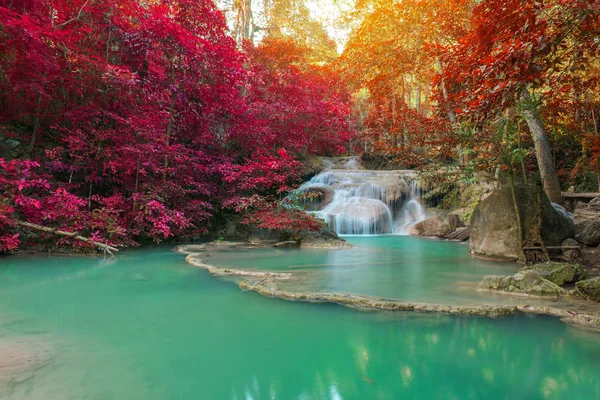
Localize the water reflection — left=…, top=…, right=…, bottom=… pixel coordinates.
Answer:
left=1, top=246, right=599, bottom=399
left=209, top=236, right=522, bottom=305
left=224, top=313, right=599, bottom=400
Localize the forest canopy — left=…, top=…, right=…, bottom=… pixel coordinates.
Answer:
left=1, top=0, right=599, bottom=252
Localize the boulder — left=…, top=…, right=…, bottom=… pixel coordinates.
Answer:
left=445, top=226, right=470, bottom=242
left=587, top=197, right=600, bottom=212
left=411, top=216, right=450, bottom=237
left=562, top=238, right=581, bottom=262
left=298, top=225, right=352, bottom=249
left=521, top=262, right=586, bottom=286
left=575, top=220, right=600, bottom=246
left=296, top=184, right=335, bottom=211
left=411, top=214, right=469, bottom=238
left=470, top=185, right=575, bottom=261
left=448, top=214, right=465, bottom=230
left=479, top=270, right=567, bottom=297
left=575, top=277, right=600, bottom=302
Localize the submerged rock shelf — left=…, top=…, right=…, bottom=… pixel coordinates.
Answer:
left=180, top=243, right=600, bottom=332
left=185, top=254, right=293, bottom=279
left=238, top=279, right=518, bottom=317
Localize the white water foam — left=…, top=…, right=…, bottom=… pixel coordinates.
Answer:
left=297, top=158, right=426, bottom=235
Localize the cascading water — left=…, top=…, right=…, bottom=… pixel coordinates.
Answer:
left=297, top=157, right=426, bottom=235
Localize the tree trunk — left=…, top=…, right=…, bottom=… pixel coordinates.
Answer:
left=520, top=89, right=564, bottom=205
left=26, top=93, right=42, bottom=156
left=437, top=59, right=464, bottom=165
left=437, top=60, right=456, bottom=123
left=423, top=83, right=430, bottom=116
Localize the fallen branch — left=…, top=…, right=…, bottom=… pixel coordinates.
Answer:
left=561, top=192, right=600, bottom=200
left=15, top=221, right=119, bottom=255
left=522, top=246, right=579, bottom=250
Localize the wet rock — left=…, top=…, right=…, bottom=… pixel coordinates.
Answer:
left=562, top=238, right=581, bottom=262
left=411, top=216, right=451, bottom=237
left=478, top=270, right=567, bottom=297
left=239, top=280, right=518, bottom=317
left=470, top=185, right=575, bottom=261
left=298, top=225, right=352, bottom=249
left=295, top=184, right=335, bottom=211
left=575, top=220, right=600, bottom=246
left=186, top=255, right=293, bottom=279
left=521, top=261, right=586, bottom=285
left=575, top=277, right=600, bottom=302
left=445, top=226, right=470, bottom=242
left=272, top=240, right=299, bottom=248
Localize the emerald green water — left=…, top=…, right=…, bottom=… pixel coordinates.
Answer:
left=1, top=237, right=599, bottom=399
left=196, top=236, right=527, bottom=306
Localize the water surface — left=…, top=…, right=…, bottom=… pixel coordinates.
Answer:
left=0, top=239, right=599, bottom=399
left=201, top=235, right=526, bottom=305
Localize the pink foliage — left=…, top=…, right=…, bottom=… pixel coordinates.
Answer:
left=0, top=0, right=355, bottom=251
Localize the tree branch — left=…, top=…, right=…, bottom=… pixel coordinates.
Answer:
left=56, top=0, right=91, bottom=29
left=15, top=220, right=118, bottom=255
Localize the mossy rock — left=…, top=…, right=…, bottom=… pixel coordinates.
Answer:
left=521, top=262, right=586, bottom=286
left=479, top=270, right=567, bottom=297
left=575, top=277, right=600, bottom=302
left=575, top=220, right=600, bottom=246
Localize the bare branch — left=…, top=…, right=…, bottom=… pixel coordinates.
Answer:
left=15, top=220, right=119, bottom=255
left=56, top=0, right=91, bottom=29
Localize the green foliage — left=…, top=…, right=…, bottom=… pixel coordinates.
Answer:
left=418, top=163, right=462, bottom=209
left=571, top=170, right=599, bottom=193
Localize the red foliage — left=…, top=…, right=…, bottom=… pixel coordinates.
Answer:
left=241, top=207, right=321, bottom=232
left=246, top=38, right=355, bottom=157
left=439, top=0, right=600, bottom=121
left=360, top=91, right=456, bottom=168
left=0, top=1, right=355, bottom=251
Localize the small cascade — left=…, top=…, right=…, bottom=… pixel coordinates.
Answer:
left=395, top=181, right=426, bottom=235
left=296, top=157, right=426, bottom=235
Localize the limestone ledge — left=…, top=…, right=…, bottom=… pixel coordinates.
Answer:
left=181, top=247, right=600, bottom=332
left=185, top=255, right=293, bottom=279
left=176, top=238, right=352, bottom=254
left=238, top=279, right=600, bottom=331
left=238, top=279, right=517, bottom=317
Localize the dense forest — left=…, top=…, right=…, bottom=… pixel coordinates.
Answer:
left=1, top=0, right=599, bottom=252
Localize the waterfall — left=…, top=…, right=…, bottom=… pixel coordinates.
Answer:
left=297, top=158, right=426, bottom=235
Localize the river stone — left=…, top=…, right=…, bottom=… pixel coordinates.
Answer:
left=575, top=220, right=600, bottom=246
left=575, top=277, right=600, bottom=302
left=479, top=270, right=567, bottom=297
left=470, top=185, right=575, bottom=261
left=521, top=262, right=586, bottom=285
left=562, top=238, right=581, bottom=262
